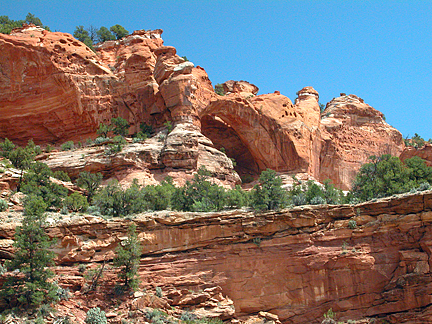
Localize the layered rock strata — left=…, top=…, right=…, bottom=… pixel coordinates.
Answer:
left=0, top=25, right=115, bottom=144
left=1, top=192, right=432, bottom=323
left=0, top=26, right=405, bottom=189
left=42, top=124, right=240, bottom=186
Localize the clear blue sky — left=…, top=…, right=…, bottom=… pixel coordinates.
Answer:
left=4, top=1, right=432, bottom=140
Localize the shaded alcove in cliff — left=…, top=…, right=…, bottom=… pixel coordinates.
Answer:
left=200, top=115, right=260, bottom=180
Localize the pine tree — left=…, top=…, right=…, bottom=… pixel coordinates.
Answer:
left=110, top=24, right=129, bottom=39
left=113, top=223, right=141, bottom=291
left=0, top=196, right=58, bottom=309
left=251, top=169, right=287, bottom=211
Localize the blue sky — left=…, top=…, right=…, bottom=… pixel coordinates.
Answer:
left=4, top=1, right=432, bottom=140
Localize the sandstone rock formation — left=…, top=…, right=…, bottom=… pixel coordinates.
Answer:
left=1, top=191, right=432, bottom=323
left=319, top=94, right=405, bottom=189
left=0, top=25, right=115, bottom=145
left=400, top=143, right=432, bottom=167
left=221, top=80, right=259, bottom=98
left=43, top=124, right=240, bottom=187
left=0, top=26, right=405, bottom=189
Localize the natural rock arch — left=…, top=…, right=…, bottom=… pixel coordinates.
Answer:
left=199, top=95, right=309, bottom=177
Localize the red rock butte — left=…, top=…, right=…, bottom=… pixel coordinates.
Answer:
left=0, top=26, right=406, bottom=189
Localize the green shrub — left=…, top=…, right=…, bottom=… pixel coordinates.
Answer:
left=85, top=307, right=107, bottom=324
left=110, top=24, right=129, bottom=39
left=61, top=141, right=75, bottom=151
left=78, top=264, right=87, bottom=273
left=53, top=316, right=73, bottom=324
left=141, top=178, right=176, bottom=211
left=97, top=26, right=116, bottom=42
left=351, top=155, right=432, bottom=201
left=180, top=311, right=197, bottom=322
left=8, top=144, right=37, bottom=191
left=26, top=139, right=42, bottom=156
left=164, top=121, right=173, bottom=133
left=214, top=83, right=225, bottom=96
left=77, top=172, right=103, bottom=203
left=21, top=162, right=68, bottom=209
left=53, top=170, right=71, bottom=182
left=251, top=169, right=287, bottom=211
left=56, top=287, right=71, bottom=301
left=226, top=185, right=249, bottom=208
left=323, top=308, right=335, bottom=319
left=0, top=263, right=6, bottom=275
left=97, top=123, right=112, bottom=138
left=171, top=167, right=227, bottom=212
left=291, top=193, right=307, bottom=206
left=322, top=179, right=344, bottom=204
left=93, top=180, right=142, bottom=217
left=155, top=286, right=163, bottom=297
left=111, top=117, right=130, bottom=136
left=241, top=174, right=254, bottom=184
left=418, top=182, right=431, bottom=191
left=319, top=103, right=326, bottom=113
left=0, top=199, right=7, bottom=212
left=348, top=219, right=357, bottom=229
left=113, top=135, right=127, bottom=145
left=133, top=131, right=148, bottom=142
left=63, top=193, right=89, bottom=212
left=94, top=136, right=109, bottom=145
left=105, top=143, right=123, bottom=155
left=0, top=138, right=15, bottom=159
left=0, top=14, right=48, bottom=33
left=310, top=196, right=326, bottom=205
left=404, top=133, right=427, bottom=148
left=140, top=123, right=153, bottom=137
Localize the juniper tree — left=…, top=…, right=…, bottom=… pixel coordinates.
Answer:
left=111, top=117, right=130, bottom=136
left=76, top=171, right=103, bottom=203
left=0, top=138, right=15, bottom=158
left=8, top=144, right=37, bottom=191
left=113, top=223, right=141, bottom=291
left=96, top=123, right=112, bottom=138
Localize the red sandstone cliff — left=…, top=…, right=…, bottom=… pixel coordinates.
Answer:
left=0, top=26, right=405, bottom=189
left=1, top=191, right=432, bottom=323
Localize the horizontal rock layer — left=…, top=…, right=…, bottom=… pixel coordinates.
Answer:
left=1, top=191, right=432, bottom=323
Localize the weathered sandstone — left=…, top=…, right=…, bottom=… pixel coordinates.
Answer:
left=43, top=125, right=240, bottom=187
left=400, top=143, right=432, bottom=167
left=1, top=191, right=432, bottom=323
left=0, top=26, right=405, bottom=189
left=319, top=94, right=404, bottom=189
left=0, top=26, right=115, bottom=144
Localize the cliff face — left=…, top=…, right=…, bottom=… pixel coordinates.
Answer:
left=319, top=94, right=405, bottom=189
left=1, top=191, right=432, bottom=323
left=0, top=26, right=116, bottom=144
left=0, top=26, right=404, bottom=189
